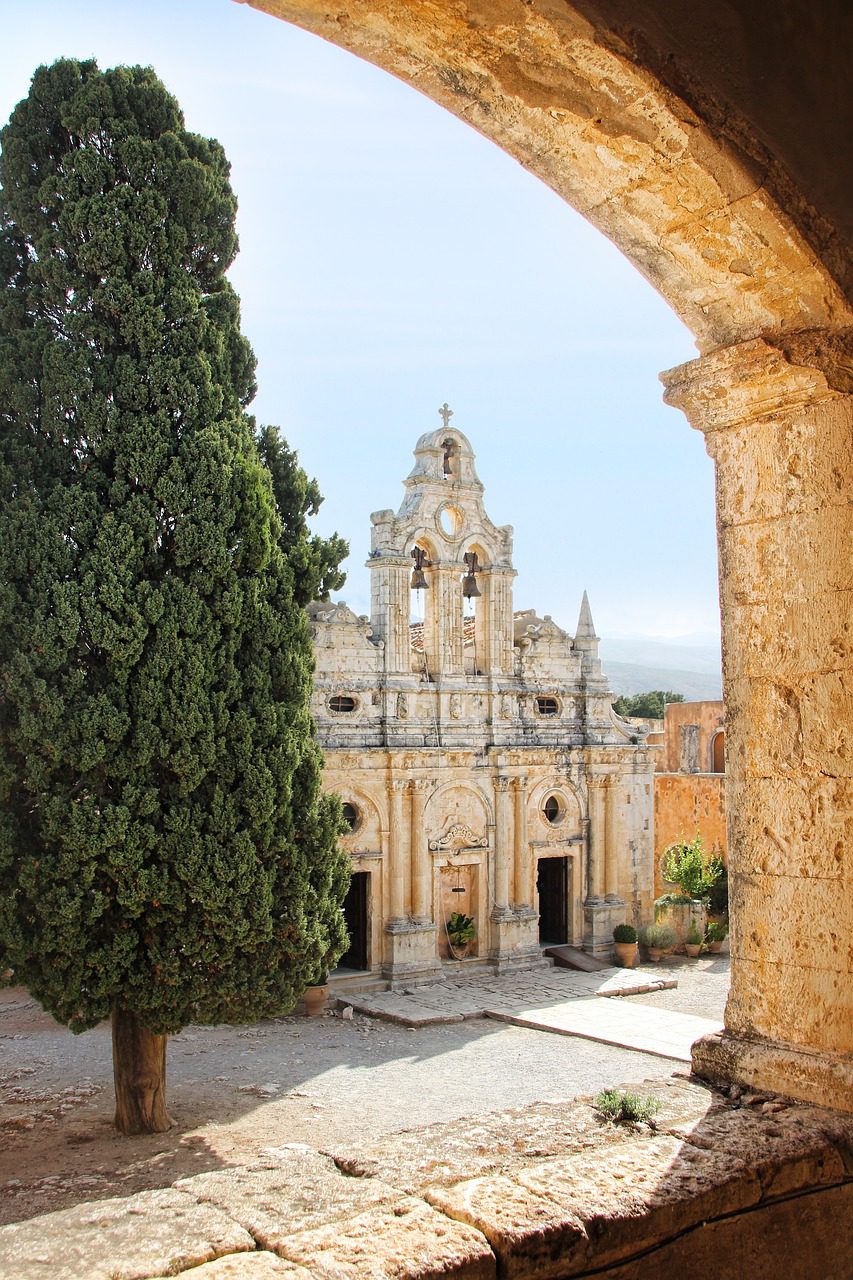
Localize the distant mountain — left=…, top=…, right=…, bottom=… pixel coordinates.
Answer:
left=602, top=661, right=722, bottom=701
left=599, top=636, right=722, bottom=700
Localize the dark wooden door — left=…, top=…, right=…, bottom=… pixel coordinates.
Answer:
left=537, top=856, right=569, bottom=944
left=339, top=871, right=369, bottom=970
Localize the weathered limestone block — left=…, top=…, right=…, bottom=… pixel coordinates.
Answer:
left=0, top=1187, right=254, bottom=1280
left=692, top=1031, right=853, bottom=1116
left=730, top=872, right=853, bottom=978
left=327, top=1081, right=722, bottom=1195
left=724, top=776, right=850, bottom=880
left=721, top=953, right=853, bottom=1054
left=151, top=1254, right=314, bottom=1278
left=271, top=1196, right=495, bottom=1279
left=176, top=1147, right=400, bottom=1246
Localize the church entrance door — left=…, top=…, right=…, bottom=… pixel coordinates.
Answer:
left=339, top=871, right=369, bottom=970
left=537, top=856, right=569, bottom=945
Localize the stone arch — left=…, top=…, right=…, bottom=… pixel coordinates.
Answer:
left=424, top=778, right=493, bottom=840
left=336, top=786, right=382, bottom=851
left=528, top=776, right=584, bottom=835
left=711, top=729, right=726, bottom=775
left=243, top=0, right=851, bottom=1107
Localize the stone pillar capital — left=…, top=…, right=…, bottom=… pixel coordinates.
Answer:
left=494, top=775, right=512, bottom=793
left=511, top=776, right=528, bottom=793
left=390, top=778, right=409, bottom=795
left=660, top=331, right=849, bottom=436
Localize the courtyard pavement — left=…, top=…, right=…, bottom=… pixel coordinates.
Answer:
left=336, top=960, right=724, bottom=1062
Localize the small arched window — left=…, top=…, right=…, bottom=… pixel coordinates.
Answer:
left=711, top=730, right=725, bottom=774
left=543, top=795, right=563, bottom=825
left=329, top=695, right=357, bottom=714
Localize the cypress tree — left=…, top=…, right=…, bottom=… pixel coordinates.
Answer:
left=0, top=59, right=350, bottom=1134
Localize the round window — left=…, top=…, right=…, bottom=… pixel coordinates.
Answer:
left=329, top=695, right=357, bottom=713
left=341, top=802, right=360, bottom=831
left=437, top=504, right=464, bottom=537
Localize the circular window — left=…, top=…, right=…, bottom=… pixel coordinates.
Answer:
left=543, top=795, right=563, bottom=826
left=329, top=695, right=357, bottom=713
left=437, top=504, right=464, bottom=538
left=536, top=696, right=560, bottom=717
left=341, top=802, right=360, bottom=831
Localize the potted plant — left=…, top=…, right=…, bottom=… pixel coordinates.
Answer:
left=612, top=922, right=638, bottom=968
left=684, top=921, right=704, bottom=957
left=705, top=919, right=728, bottom=954
left=446, top=911, right=475, bottom=958
left=639, top=923, right=676, bottom=962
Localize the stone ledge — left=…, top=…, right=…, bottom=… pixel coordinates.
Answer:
left=2, top=1079, right=852, bottom=1280
left=692, top=1029, right=853, bottom=1113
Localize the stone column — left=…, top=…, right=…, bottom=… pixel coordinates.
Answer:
left=662, top=333, right=853, bottom=1111
left=512, top=776, right=530, bottom=907
left=387, top=779, right=407, bottom=922
left=409, top=780, right=432, bottom=923
left=493, top=776, right=512, bottom=913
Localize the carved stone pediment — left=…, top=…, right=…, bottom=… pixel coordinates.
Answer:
left=429, top=822, right=488, bottom=852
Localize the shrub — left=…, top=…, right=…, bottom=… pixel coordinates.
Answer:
left=595, top=1090, right=661, bottom=1125
left=686, top=921, right=704, bottom=946
left=707, top=865, right=729, bottom=918
left=662, top=836, right=724, bottom=902
left=639, top=924, right=677, bottom=950
left=613, top=923, right=638, bottom=944
left=705, top=920, right=729, bottom=943
left=446, top=912, right=475, bottom=945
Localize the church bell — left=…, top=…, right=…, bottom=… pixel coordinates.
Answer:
left=461, top=551, right=481, bottom=598
left=411, top=546, right=430, bottom=590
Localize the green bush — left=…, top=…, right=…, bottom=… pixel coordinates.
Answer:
left=613, top=923, right=638, bottom=944
left=705, top=920, right=729, bottom=943
left=686, top=921, right=704, bottom=946
left=662, top=837, right=724, bottom=902
left=595, top=1089, right=661, bottom=1125
left=707, top=865, right=729, bottom=918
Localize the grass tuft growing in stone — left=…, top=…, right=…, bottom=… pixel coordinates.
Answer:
left=594, top=1089, right=661, bottom=1126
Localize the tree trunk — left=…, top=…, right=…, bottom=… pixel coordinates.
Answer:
left=111, top=1007, right=173, bottom=1135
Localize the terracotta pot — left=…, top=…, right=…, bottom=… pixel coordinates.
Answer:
left=647, top=947, right=664, bottom=963
left=303, top=984, right=329, bottom=1017
left=684, top=943, right=702, bottom=958
left=613, top=941, right=638, bottom=968
left=707, top=940, right=723, bottom=954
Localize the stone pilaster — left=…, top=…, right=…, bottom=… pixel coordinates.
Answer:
left=387, top=779, right=408, bottom=923
left=493, top=776, right=512, bottom=913
left=409, top=779, right=433, bottom=923
left=512, top=776, right=530, bottom=908
left=662, top=333, right=853, bottom=1111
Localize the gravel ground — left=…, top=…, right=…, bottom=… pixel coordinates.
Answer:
left=0, top=956, right=728, bottom=1226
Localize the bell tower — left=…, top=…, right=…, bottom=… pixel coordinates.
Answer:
left=367, top=409, right=516, bottom=680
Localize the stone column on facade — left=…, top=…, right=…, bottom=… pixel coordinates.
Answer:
left=603, top=775, right=621, bottom=901
left=587, top=777, right=606, bottom=901
left=662, top=333, right=853, bottom=1111
left=512, top=776, right=530, bottom=907
left=580, top=815, right=591, bottom=901
left=493, top=776, right=512, bottom=914
left=387, top=778, right=408, bottom=923
left=409, top=779, right=433, bottom=924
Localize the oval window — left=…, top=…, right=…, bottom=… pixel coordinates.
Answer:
left=543, top=795, right=562, bottom=825
left=536, top=696, right=559, bottom=717
left=341, top=802, right=359, bottom=831
left=329, top=695, right=357, bottom=713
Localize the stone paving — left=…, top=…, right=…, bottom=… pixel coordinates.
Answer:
left=335, top=963, right=722, bottom=1062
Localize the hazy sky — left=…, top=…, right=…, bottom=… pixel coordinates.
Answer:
left=2, top=0, right=721, bottom=645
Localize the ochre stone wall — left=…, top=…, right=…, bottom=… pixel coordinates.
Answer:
left=654, top=775, right=727, bottom=899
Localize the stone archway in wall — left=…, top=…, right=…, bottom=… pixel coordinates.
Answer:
left=241, top=0, right=852, bottom=1111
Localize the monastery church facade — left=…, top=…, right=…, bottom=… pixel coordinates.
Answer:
left=308, top=422, right=656, bottom=985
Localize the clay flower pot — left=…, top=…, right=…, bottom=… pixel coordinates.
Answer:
left=647, top=946, right=664, bottom=963
left=303, top=984, right=329, bottom=1017
left=684, top=943, right=702, bottom=958
left=613, top=941, right=638, bottom=968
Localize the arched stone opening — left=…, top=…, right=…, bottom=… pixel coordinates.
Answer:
left=244, top=0, right=851, bottom=1109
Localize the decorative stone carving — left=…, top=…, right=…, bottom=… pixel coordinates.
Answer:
left=429, top=823, right=488, bottom=852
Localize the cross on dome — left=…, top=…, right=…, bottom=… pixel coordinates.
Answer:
left=438, top=402, right=453, bottom=429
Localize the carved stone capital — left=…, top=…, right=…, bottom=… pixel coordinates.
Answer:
left=494, top=776, right=512, bottom=793
left=661, top=332, right=849, bottom=436
left=511, top=776, right=528, bottom=793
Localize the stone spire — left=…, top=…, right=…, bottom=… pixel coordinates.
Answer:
left=574, top=590, right=598, bottom=648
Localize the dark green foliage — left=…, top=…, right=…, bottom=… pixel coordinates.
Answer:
left=612, top=923, right=637, bottom=943
left=0, top=59, right=349, bottom=1036
left=446, top=912, right=475, bottom=945
left=612, top=691, right=685, bottom=719
left=707, top=864, right=729, bottom=918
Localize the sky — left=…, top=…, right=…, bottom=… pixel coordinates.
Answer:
left=1, top=0, right=721, bottom=650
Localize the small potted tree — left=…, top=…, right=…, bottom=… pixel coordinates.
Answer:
left=446, top=911, right=475, bottom=959
left=684, top=921, right=704, bottom=958
left=612, top=923, right=639, bottom=968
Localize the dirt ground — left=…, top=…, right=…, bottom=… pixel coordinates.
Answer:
left=0, top=958, right=729, bottom=1228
